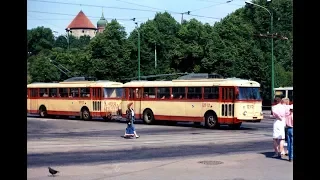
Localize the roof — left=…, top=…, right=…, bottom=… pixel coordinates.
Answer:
left=123, top=79, right=260, bottom=88
left=274, top=87, right=293, bottom=90
left=97, top=12, right=107, bottom=27
left=27, top=81, right=123, bottom=88
left=66, top=11, right=96, bottom=30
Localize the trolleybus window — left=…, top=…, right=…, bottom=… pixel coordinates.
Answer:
left=187, top=87, right=202, bottom=99
left=129, top=88, right=142, bottom=99
left=204, top=87, right=219, bottom=99
left=172, top=87, right=185, bottom=99
left=157, top=87, right=170, bottom=99
left=92, top=88, right=102, bottom=98
left=39, top=88, right=48, bottom=97
left=70, top=88, right=79, bottom=97
left=237, top=87, right=261, bottom=100
left=49, top=88, right=58, bottom=97
left=275, top=90, right=286, bottom=99
left=30, top=88, right=38, bottom=97
left=288, top=90, right=293, bottom=102
left=59, top=88, right=68, bottom=97
left=143, top=87, right=156, bottom=98
left=104, top=88, right=123, bottom=98
left=81, top=88, right=90, bottom=97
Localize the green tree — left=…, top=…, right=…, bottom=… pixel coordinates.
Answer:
left=27, top=26, right=55, bottom=56
left=28, top=51, right=60, bottom=82
left=87, top=20, right=130, bottom=80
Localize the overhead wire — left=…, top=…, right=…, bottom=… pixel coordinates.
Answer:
left=114, top=0, right=171, bottom=12
left=27, top=14, right=65, bottom=29
left=29, top=0, right=223, bottom=20
left=28, top=10, right=146, bottom=22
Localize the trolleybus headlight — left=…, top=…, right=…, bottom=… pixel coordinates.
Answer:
left=243, top=111, right=247, bottom=116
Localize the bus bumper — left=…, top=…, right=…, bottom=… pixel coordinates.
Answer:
left=239, top=119, right=262, bottom=123
left=238, top=118, right=262, bottom=123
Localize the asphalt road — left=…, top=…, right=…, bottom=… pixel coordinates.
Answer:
left=27, top=115, right=275, bottom=168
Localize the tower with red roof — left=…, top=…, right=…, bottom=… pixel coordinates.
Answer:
left=65, top=10, right=97, bottom=38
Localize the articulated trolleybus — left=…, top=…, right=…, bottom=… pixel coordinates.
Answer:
left=27, top=77, right=123, bottom=120
left=121, top=77, right=263, bottom=129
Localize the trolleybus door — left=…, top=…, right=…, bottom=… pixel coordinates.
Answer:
left=134, top=88, right=142, bottom=119
left=128, top=88, right=142, bottom=120
left=92, top=87, right=102, bottom=115
left=220, top=87, right=235, bottom=124
left=28, top=88, right=39, bottom=114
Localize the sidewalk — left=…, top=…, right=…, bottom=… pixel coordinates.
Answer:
left=27, top=151, right=293, bottom=180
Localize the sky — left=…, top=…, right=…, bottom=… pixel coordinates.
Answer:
left=27, top=0, right=248, bottom=37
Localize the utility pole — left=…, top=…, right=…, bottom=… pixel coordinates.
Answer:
left=245, top=1, right=274, bottom=106
left=66, top=28, right=71, bottom=50
left=132, top=18, right=141, bottom=81
left=180, top=11, right=190, bottom=24
left=154, top=42, right=157, bottom=69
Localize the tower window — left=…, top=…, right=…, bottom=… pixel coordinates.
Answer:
left=82, top=30, right=85, bottom=33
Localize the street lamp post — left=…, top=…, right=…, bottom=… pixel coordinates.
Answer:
left=53, top=30, right=70, bottom=50
left=135, top=22, right=141, bottom=81
left=245, top=1, right=274, bottom=105
left=66, top=28, right=71, bottom=50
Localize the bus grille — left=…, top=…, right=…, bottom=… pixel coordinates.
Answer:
left=93, top=101, right=101, bottom=111
left=221, top=104, right=234, bottom=116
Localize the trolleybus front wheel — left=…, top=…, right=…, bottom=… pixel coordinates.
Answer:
left=205, top=112, right=219, bottom=129
left=81, top=108, right=91, bottom=121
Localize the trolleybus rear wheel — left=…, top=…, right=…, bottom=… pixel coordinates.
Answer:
left=39, top=106, right=47, bottom=118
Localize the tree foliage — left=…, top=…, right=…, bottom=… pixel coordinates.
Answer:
left=27, top=0, right=292, bottom=103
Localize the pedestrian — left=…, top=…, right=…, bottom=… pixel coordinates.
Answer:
left=271, top=97, right=289, bottom=158
left=282, top=97, right=291, bottom=156
left=124, top=102, right=139, bottom=138
left=285, top=105, right=293, bottom=162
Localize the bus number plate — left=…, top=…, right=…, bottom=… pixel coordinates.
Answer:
left=247, top=105, right=254, bottom=109
left=202, top=103, right=211, bottom=108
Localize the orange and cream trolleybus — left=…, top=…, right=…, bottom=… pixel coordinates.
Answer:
left=27, top=77, right=123, bottom=121
left=121, top=78, right=263, bottom=129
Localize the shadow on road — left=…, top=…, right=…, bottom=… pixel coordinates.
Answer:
left=259, top=152, right=289, bottom=161
left=28, top=140, right=271, bottom=168
left=27, top=122, right=259, bottom=141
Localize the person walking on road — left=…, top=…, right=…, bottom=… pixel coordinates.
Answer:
left=286, top=105, right=293, bottom=162
left=124, top=102, right=139, bottom=138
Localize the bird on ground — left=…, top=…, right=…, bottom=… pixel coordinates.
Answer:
left=48, top=167, right=59, bottom=176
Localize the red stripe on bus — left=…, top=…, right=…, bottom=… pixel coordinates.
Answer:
left=121, top=114, right=243, bottom=124
left=120, top=99, right=261, bottom=103
left=27, top=97, right=122, bottom=100
left=27, top=110, right=109, bottom=117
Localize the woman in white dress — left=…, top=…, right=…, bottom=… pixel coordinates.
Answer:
left=272, top=98, right=289, bottom=158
